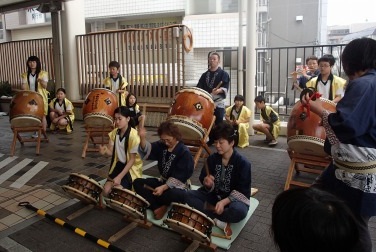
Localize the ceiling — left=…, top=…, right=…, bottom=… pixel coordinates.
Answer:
left=0, top=0, right=64, bottom=13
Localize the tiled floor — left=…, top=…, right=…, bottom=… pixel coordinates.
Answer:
left=0, top=115, right=374, bottom=251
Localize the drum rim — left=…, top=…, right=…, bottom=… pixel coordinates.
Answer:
left=10, top=116, right=42, bottom=122
left=165, top=218, right=211, bottom=243
left=177, top=87, right=214, bottom=104
left=167, top=116, right=206, bottom=139
left=85, top=88, right=117, bottom=96
left=105, top=197, right=145, bottom=218
left=68, top=173, right=103, bottom=188
left=61, top=185, right=99, bottom=205
left=110, top=187, right=150, bottom=207
left=287, top=135, right=325, bottom=144
left=170, top=202, right=215, bottom=225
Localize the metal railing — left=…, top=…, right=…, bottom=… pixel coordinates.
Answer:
left=255, top=44, right=347, bottom=118
left=0, top=35, right=346, bottom=117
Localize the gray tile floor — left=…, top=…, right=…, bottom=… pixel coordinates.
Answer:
left=0, top=115, right=374, bottom=252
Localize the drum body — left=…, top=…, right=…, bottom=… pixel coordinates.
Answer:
left=9, top=91, right=44, bottom=128
left=287, top=98, right=336, bottom=157
left=168, top=87, right=215, bottom=140
left=164, top=203, right=215, bottom=243
left=82, top=88, right=118, bottom=127
left=105, top=187, right=150, bottom=219
left=61, top=173, right=103, bottom=205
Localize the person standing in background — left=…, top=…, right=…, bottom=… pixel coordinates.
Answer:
left=305, top=54, right=346, bottom=103
left=292, top=55, right=320, bottom=92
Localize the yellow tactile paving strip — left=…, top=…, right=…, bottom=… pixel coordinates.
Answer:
left=0, top=186, right=70, bottom=232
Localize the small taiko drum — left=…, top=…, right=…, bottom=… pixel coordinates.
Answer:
left=82, top=88, right=118, bottom=127
left=105, top=187, right=150, bottom=219
left=61, top=173, right=103, bottom=205
left=168, top=87, right=215, bottom=141
left=164, top=203, right=215, bottom=244
left=9, top=91, right=44, bottom=128
left=287, top=98, right=336, bottom=157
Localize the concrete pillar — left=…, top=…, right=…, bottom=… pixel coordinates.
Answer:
left=60, top=0, right=85, bottom=100
left=246, top=0, right=257, bottom=135
left=238, top=0, right=244, bottom=95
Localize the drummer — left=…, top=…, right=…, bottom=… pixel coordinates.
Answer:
left=103, top=61, right=128, bottom=106
left=185, top=122, right=252, bottom=237
left=133, top=121, right=194, bottom=220
left=21, top=56, right=49, bottom=136
left=197, top=52, right=230, bottom=145
left=98, top=106, right=143, bottom=197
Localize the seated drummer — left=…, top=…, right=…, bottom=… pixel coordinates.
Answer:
left=98, top=106, right=143, bottom=197
left=133, top=121, right=194, bottom=220
left=185, top=122, right=252, bottom=237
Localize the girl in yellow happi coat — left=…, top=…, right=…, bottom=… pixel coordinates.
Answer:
left=225, top=95, right=251, bottom=148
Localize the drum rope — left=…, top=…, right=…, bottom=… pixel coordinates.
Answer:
left=18, top=202, right=125, bottom=252
left=299, top=88, right=322, bottom=119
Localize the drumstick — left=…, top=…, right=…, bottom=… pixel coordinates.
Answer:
left=139, top=105, right=146, bottom=129
left=203, top=201, right=215, bottom=212
left=205, top=160, right=210, bottom=177
left=211, top=232, right=231, bottom=240
left=143, top=184, right=155, bottom=192
left=215, top=81, right=223, bottom=89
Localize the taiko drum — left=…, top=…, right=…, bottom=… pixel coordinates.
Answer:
left=287, top=98, right=336, bottom=157
left=82, top=88, right=118, bottom=127
left=168, top=87, right=215, bottom=140
left=9, top=90, right=44, bottom=128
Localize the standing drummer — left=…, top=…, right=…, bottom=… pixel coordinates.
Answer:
left=103, top=61, right=128, bottom=106
left=197, top=52, right=230, bottom=146
left=21, top=56, right=49, bottom=137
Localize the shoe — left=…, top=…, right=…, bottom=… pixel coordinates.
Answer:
left=268, top=140, right=278, bottom=146
left=153, top=205, right=168, bottom=220
left=31, top=132, right=39, bottom=138
left=223, top=223, right=232, bottom=237
left=263, top=138, right=272, bottom=143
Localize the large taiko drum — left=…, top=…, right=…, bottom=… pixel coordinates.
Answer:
left=287, top=98, right=336, bottom=157
left=168, top=87, right=215, bottom=140
left=82, top=88, right=118, bottom=127
left=164, top=203, right=215, bottom=244
left=61, top=173, right=103, bottom=205
left=105, top=187, right=150, bottom=219
left=9, top=91, right=44, bottom=128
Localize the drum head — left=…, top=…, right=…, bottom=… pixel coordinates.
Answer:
left=167, top=116, right=205, bottom=140
left=84, top=115, right=114, bottom=128
left=165, top=219, right=211, bottom=243
left=178, top=87, right=214, bottom=104
left=288, top=135, right=327, bottom=157
left=10, top=117, right=41, bottom=128
left=62, top=185, right=98, bottom=205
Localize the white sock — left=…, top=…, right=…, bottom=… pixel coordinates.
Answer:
left=214, top=218, right=226, bottom=229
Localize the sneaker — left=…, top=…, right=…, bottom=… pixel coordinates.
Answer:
left=263, top=138, right=272, bottom=143
left=31, top=132, right=39, bottom=138
left=268, top=140, right=278, bottom=146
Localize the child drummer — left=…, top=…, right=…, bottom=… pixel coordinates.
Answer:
left=185, top=122, right=252, bottom=237
left=98, top=106, right=143, bottom=201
